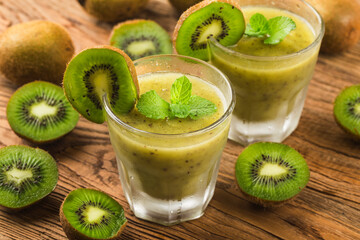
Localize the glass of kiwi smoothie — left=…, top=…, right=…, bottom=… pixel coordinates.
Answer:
left=208, top=0, right=325, bottom=146
left=104, top=55, right=235, bottom=225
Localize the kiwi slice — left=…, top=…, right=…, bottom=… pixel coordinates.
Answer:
left=109, top=19, right=172, bottom=60
left=0, top=145, right=58, bottom=210
left=0, top=20, right=74, bottom=86
left=6, top=81, right=79, bottom=144
left=60, top=188, right=127, bottom=240
left=334, top=85, right=360, bottom=138
left=173, top=0, right=245, bottom=61
left=63, top=46, right=139, bottom=124
left=235, top=142, right=310, bottom=207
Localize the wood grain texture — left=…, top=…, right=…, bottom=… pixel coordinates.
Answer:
left=0, top=0, right=359, bottom=239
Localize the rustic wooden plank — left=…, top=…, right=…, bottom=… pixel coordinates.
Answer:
left=0, top=0, right=359, bottom=239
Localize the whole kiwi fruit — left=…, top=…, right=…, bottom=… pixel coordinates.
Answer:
left=307, top=0, right=360, bottom=54
left=0, top=20, right=74, bottom=85
left=168, top=0, right=202, bottom=13
left=77, top=0, right=149, bottom=22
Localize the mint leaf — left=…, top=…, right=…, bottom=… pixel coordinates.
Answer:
left=245, top=13, right=269, bottom=37
left=136, top=90, right=170, bottom=119
left=170, top=104, right=190, bottom=119
left=171, top=76, right=192, bottom=104
left=264, top=16, right=296, bottom=45
left=188, top=95, right=217, bottom=120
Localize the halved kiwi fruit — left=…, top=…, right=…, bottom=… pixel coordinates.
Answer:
left=7, top=81, right=79, bottom=144
left=333, top=84, right=360, bottom=138
left=0, top=145, right=58, bottom=210
left=235, top=142, right=310, bottom=207
left=0, top=20, right=74, bottom=86
left=173, top=0, right=245, bottom=61
left=63, top=46, right=139, bottom=124
left=77, top=0, right=149, bottom=22
left=60, top=188, right=127, bottom=240
left=109, top=19, right=172, bottom=60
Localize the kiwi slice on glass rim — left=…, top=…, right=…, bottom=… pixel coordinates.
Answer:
left=63, top=46, right=139, bottom=124
left=109, top=19, right=172, bottom=60
left=7, top=81, right=79, bottom=144
left=0, top=145, right=58, bottom=210
left=235, top=142, right=310, bottom=207
left=173, top=0, right=245, bottom=61
left=333, top=85, right=360, bottom=139
left=60, top=188, right=127, bottom=240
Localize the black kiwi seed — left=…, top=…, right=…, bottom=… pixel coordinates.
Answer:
left=236, top=142, right=310, bottom=207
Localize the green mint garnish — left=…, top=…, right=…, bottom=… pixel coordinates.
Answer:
left=136, top=76, right=217, bottom=120
left=245, top=13, right=296, bottom=45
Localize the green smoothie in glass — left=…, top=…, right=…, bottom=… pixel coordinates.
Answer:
left=209, top=1, right=324, bottom=146
left=104, top=55, right=234, bottom=225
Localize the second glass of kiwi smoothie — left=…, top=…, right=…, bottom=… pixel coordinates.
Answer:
left=208, top=0, right=324, bottom=146
left=104, top=55, right=235, bottom=226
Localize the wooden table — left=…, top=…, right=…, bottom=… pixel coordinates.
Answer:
left=0, top=0, right=359, bottom=239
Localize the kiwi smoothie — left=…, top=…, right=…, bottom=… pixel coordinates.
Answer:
left=107, top=72, right=229, bottom=202
left=209, top=5, right=323, bottom=145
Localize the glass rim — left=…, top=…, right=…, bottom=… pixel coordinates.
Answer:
left=208, top=0, right=325, bottom=61
left=103, top=54, right=236, bottom=138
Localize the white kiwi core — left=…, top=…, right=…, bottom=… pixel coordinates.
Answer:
left=127, top=40, right=156, bottom=55
left=84, top=206, right=108, bottom=223
left=260, top=163, right=287, bottom=176
left=197, top=20, right=222, bottom=43
left=31, top=101, right=58, bottom=118
left=6, top=168, right=33, bottom=185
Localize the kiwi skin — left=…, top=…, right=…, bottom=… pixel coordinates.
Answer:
left=307, top=0, right=360, bottom=54
left=169, top=0, right=202, bottom=13
left=59, top=188, right=127, bottom=240
left=78, top=0, right=149, bottom=22
left=0, top=20, right=74, bottom=86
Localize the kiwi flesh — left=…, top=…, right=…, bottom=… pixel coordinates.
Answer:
left=0, top=145, right=58, bottom=210
left=0, top=20, right=74, bottom=86
left=169, top=0, right=202, bottom=13
left=109, top=19, right=173, bottom=60
left=60, top=188, right=127, bottom=240
left=63, top=46, right=139, bottom=124
left=173, top=0, right=245, bottom=61
left=235, top=142, right=310, bottom=207
left=78, top=0, right=149, bottom=22
left=333, top=85, right=360, bottom=139
left=6, top=81, right=79, bottom=144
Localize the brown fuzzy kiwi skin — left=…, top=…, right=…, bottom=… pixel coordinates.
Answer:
left=172, top=0, right=242, bottom=52
left=169, top=0, right=202, bottom=13
left=78, top=0, right=149, bottom=22
left=62, top=45, right=140, bottom=120
left=59, top=188, right=127, bottom=240
left=307, top=0, right=360, bottom=54
left=238, top=187, right=299, bottom=208
left=0, top=20, right=74, bottom=86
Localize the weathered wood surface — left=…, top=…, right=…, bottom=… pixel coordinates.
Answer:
left=0, top=0, right=359, bottom=239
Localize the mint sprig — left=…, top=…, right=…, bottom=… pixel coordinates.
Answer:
left=136, top=76, right=217, bottom=120
left=245, top=13, right=296, bottom=45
